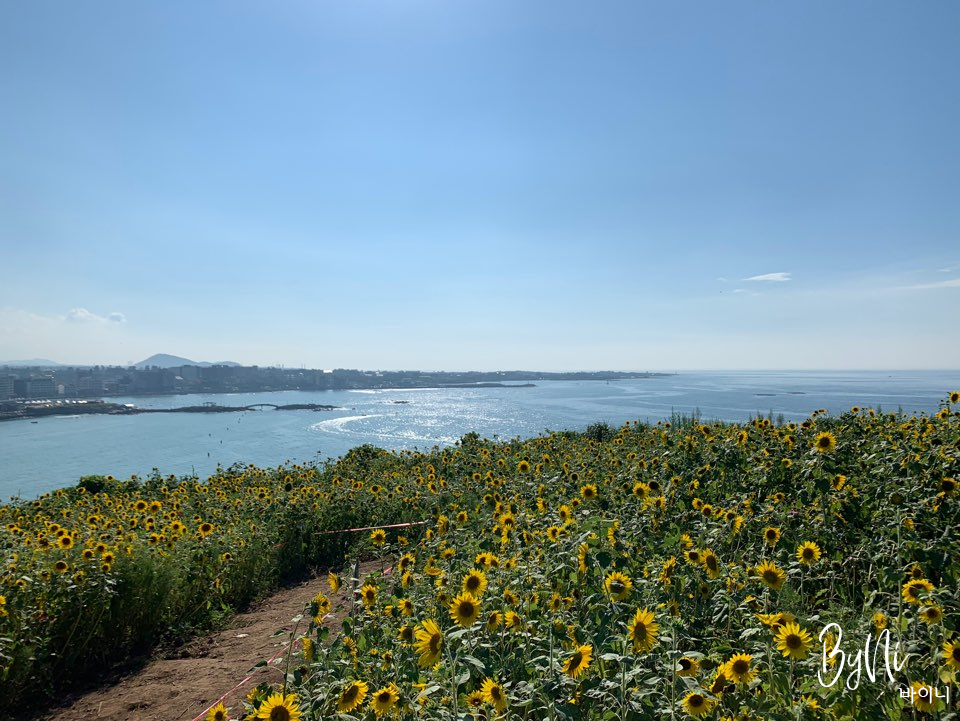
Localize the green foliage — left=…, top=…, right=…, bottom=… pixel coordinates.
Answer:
left=2, top=396, right=959, bottom=720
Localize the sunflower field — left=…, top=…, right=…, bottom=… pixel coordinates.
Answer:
left=3, top=397, right=960, bottom=720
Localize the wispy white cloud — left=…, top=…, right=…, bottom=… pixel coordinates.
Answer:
left=731, top=288, right=747, bottom=294
left=744, top=272, right=791, bottom=282
left=65, top=308, right=126, bottom=324
left=900, top=278, right=960, bottom=291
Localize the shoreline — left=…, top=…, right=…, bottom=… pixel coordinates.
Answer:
left=0, top=400, right=341, bottom=423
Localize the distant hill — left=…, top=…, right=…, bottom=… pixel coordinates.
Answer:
left=134, top=354, right=240, bottom=369
left=0, top=358, right=63, bottom=367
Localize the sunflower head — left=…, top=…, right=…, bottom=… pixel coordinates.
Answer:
left=370, top=684, right=399, bottom=718
left=481, top=678, right=507, bottom=712
left=449, top=592, right=481, bottom=628
left=336, top=682, right=368, bottom=714
left=902, top=578, right=935, bottom=605
left=775, top=621, right=813, bottom=660
left=944, top=641, right=960, bottom=670
left=604, top=571, right=633, bottom=602
left=205, top=703, right=228, bottom=721
left=360, top=584, right=378, bottom=608
left=628, top=607, right=660, bottom=653
left=414, top=619, right=443, bottom=667
left=724, top=653, right=754, bottom=684
left=796, top=541, right=822, bottom=565
left=814, top=431, right=837, bottom=453
left=682, top=691, right=715, bottom=718
left=256, top=692, right=302, bottom=721
left=562, top=644, right=593, bottom=678
left=755, top=560, right=786, bottom=590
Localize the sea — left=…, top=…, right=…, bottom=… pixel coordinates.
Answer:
left=1, top=370, right=957, bottom=500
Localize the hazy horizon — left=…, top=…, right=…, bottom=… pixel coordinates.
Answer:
left=2, top=2, right=958, bottom=370
left=2, top=355, right=959, bottom=375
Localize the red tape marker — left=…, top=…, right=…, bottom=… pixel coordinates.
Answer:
left=191, top=642, right=292, bottom=721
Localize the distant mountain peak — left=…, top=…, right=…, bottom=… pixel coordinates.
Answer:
left=0, top=358, right=62, bottom=367
left=134, top=354, right=239, bottom=369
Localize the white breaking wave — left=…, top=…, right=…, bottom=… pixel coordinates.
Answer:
left=310, top=414, right=383, bottom=433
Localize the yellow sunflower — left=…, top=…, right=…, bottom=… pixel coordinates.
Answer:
left=414, top=619, right=443, bottom=667
left=909, top=682, right=938, bottom=713
left=449, top=592, right=481, bottom=628
left=677, top=656, right=700, bottom=677
left=708, top=668, right=729, bottom=695
left=763, top=526, right=781, bottom=546
left=369, top=683, right=399, bottom=718
left=360, top=584, right=378, bottom=608
left=755, top=560, right=786, bottom=590
left=701, top=549, right=721, bottom=579
left=312, top=592, right=330, bottom=616
left=604, top=571, right=633, bottom=602
left=481, top=678, right=507, bottom=712
left=256, top=692, right=301, bottom=721
left=205, top=702, right=228, bottom=721
left=681, top=691, right=714, bottom=718
left=627, top=607, right=659, bottom=653
left=562, top=644, right=593, bottom=678
left=814, top=431, right=836, bottom=453
left=370, top=528, right=386, bottom=546
left=464, top=690, right=485, bottom=709
left=580, top=484, right=598, bottom=500
left=336, top=681, right=368, bottom=714
left=724, top=653, right=755, bottom=684
left=775, top=622, right=813, bottom=660
left=920, top=605, right=943, bottom=625
left=459, top=569, right=487, bottom=598
left=943, top=640, right=960, bottom=670
left=796, top=541, right=821, bottom=565
left=902, top=578, right=935, bottom=606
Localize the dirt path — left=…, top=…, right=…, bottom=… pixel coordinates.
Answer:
left=39, top=563, right=378, bottom=721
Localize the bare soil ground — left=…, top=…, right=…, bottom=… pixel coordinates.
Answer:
left=38, top=562, right=380, bottom=721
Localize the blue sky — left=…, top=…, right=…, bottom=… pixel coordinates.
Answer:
left=1, top=1, right=958, bottom=370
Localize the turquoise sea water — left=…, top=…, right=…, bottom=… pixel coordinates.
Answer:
left=1, top=370, right=957, bottom=499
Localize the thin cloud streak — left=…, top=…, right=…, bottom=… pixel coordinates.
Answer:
left=900, top=278, right=960, bottom=290
left=744, top=272, right=791, bottom=282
